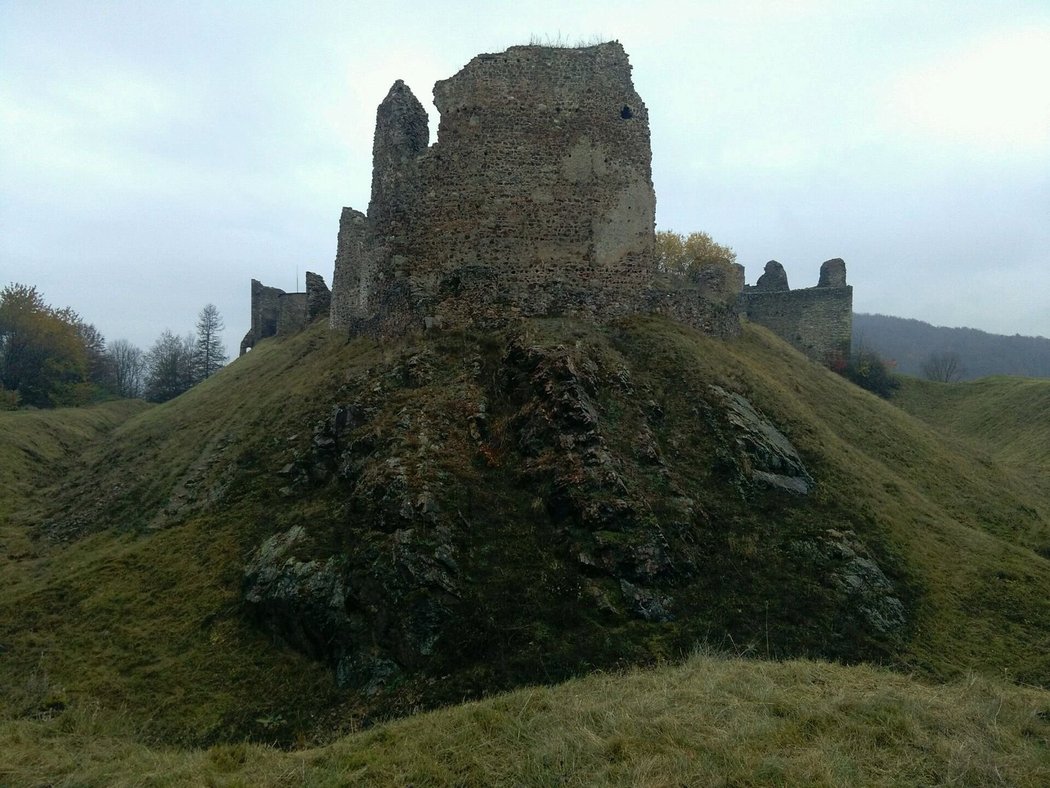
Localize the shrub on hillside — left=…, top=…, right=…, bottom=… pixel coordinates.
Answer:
left=828, top=348, right=900, bottom=398
left=0, top=385, right=18, bottom=410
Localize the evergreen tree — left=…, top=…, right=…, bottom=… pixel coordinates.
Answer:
left=194, top=304, right=227, bottom=381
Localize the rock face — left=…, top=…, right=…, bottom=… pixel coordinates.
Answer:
left=244, top=526, right=351, bottom=663
left=241, top=326, right=909, bottom=700
left=706, top=385, right=813, bottom=495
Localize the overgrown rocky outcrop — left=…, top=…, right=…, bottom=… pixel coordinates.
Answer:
left=241, top=324, right=910, bottom=699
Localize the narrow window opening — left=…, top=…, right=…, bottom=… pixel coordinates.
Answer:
left=620, top=105, right=633, bottom=119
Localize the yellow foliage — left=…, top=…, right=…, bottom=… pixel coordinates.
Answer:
left=656, top=230, right=737, bottom=281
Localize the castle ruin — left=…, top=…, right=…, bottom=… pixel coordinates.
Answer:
left=330, top=43, right=682, bottom=335
left=240, top=274, right=330, bottom=355
left=243, top=42, right=852, bottom=362
left=741, top=259, right=853, bottom=360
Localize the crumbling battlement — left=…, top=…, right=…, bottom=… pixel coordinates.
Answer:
left=331, top=42, right=680, bottom=335
left=740, top=259, right=853, bottom=361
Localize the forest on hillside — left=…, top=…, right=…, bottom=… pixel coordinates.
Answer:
left=853, top=313, right=1050, bottom=381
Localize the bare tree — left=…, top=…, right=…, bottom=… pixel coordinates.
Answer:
left=194, top=304, right=227, bottom=382
left=921, top=351, right=965, bottom=383
left=106, top=339, right=145, bottom=398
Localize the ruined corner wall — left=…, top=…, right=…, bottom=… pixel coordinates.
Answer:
left=740, top=259, right=853, bottom=361
left=330, top=42, right=658, bottom=335
left=240, top=279, right=285, bottom=355
left=241, top=273, right=330, bottom=355
left=305, top=271, right=331, bottom=320
left=646, top=262, right=746, bottom=338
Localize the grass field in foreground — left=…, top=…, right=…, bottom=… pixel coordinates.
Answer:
left=2, top=651, right=1048, bottom=787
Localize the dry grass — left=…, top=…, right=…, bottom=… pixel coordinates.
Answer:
left=2, top=652, right=1047, bottom=786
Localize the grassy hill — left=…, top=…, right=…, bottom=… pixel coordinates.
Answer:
left=1, top=316, right=1049, bottom=781
left=895, top=376, right=1050, bottom=468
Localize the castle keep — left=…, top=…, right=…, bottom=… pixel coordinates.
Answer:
left=244, top=42, right=852, bottom=361
left=330, top=43, right=666, bottom=334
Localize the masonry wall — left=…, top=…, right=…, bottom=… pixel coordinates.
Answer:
left=742, top=285, right=853, bottom=361
left=240, top=279, right=286, bottom=355
left=331, top=42, right=659, bottom=335
left=243, top=273, right=329, bottom=354
left=276, top=292, right=308, bottom=336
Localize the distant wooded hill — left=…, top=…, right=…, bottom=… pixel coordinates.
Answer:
left=853, top=313, right=1050, bottom=380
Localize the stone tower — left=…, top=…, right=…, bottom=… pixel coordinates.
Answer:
left=330, top=42, right=659, bottom=335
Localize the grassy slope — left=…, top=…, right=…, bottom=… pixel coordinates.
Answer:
left=3, top=653, right=1048, bottom=786
left=896, top=375, right=1050, bottom=467
left=1, top=318, right=1049, bottom=774
left=621, top=321, right=1050, bottom=684
left=894, top=375, right=1050, bottom=557
left=0, top=333, right=370, bottom=743
left=0, top=400, right=149, bottom=579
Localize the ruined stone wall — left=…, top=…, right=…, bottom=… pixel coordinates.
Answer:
left=241, top=273, right=329, bottom=354
left=276, top=292, right=308, bottom=336
left=331, top=42, right=658, bottom=335
left=327, top=43, right=867, bottom=347
left=740, top=259, right=853, bottom=361
left=305, top=271, right=331, bottom=320
left=240, top=279, right=286, bottom=355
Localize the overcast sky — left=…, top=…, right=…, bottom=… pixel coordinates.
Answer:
left=1, top=0, right=1048, bottom=353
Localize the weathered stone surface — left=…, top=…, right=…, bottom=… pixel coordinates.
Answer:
left=236, top=328, right=906, bottom=700
left=252, top=44, right=853, bottom=353
left=822, top=529, right=906, bottom=635
left=329, top=208, right=373, bottom=331
left=707, top=385, right=813, bottom=494
left=740, top=260, right=852, bottom=361
left=369, top=80, right=429, bottom=240
left=240, top=279, right=286, bottom=355
left=241, top=275, right=326, bottom=352
left=754, top=260, right=789, bottom=292
left=619, top=579, right=672, bottom=622
left=818, top=258, right=847, bottom=288
left=305, top=271, right=331, bottom=319
left=276, top=292, right=307, bottom=335
left=330, top=42, right=671, bottom=336
left=243, top=526, right=352, bottom=662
